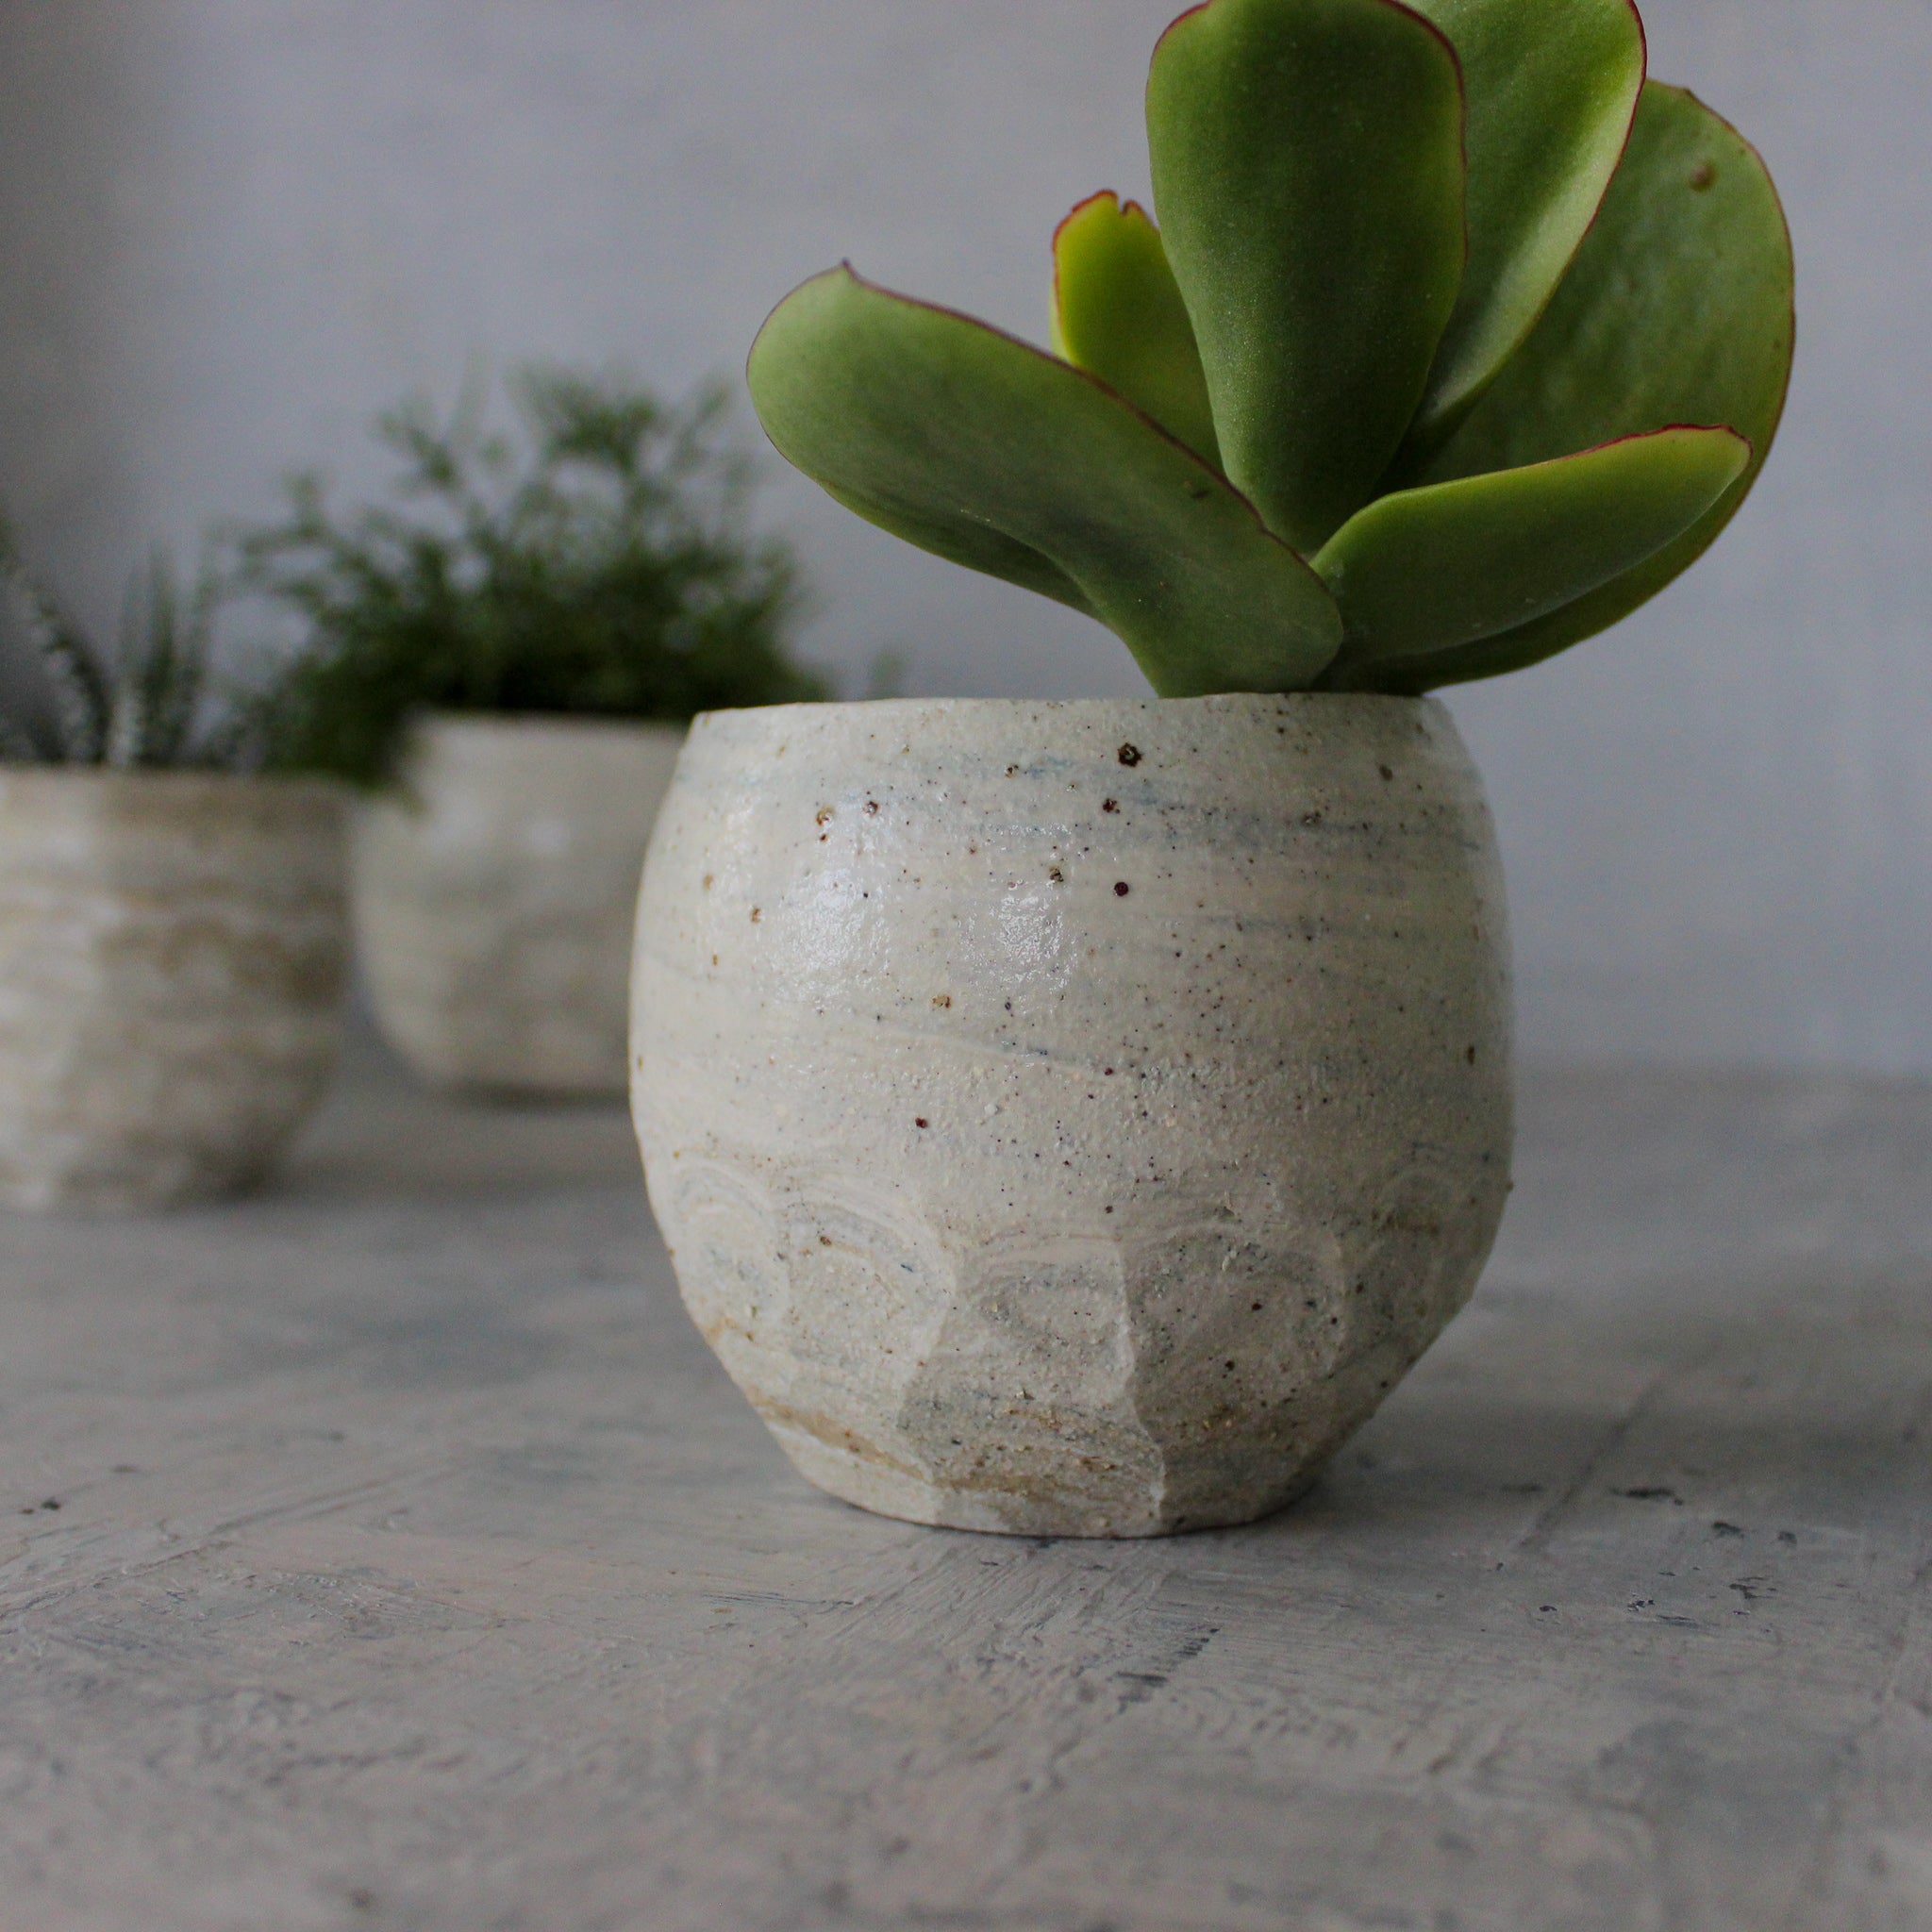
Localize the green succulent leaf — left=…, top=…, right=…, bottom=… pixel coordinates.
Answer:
left=747, top=265, right=1342, bottom=696
left=1315, top=425, right=1747, bottom=684
left=1050, top=192, right=1222, bottom=468
left=1146, top=0, right=1467, bottom=555
left=1397, top=80, right=1794, bottom=688
left=1401, top=0, right=1646, bottom=445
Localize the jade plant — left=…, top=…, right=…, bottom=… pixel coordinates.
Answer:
left=747, top=0, right=1792, bottom=696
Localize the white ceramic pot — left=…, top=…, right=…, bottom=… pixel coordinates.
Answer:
left=354, top=711, right=686, bottom=1097
left=0, top=768, right=349, bottom=1213
left=632, top=694, right=1512, bottom=1538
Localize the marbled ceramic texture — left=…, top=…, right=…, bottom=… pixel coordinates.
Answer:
left=356, top=712, right=686, bottom=1097
left=632, top=695, right=1513, bottom=1537
left=0, top=769, right=349, bottom=1213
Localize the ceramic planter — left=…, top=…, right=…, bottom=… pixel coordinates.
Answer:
left=0, top=769, right=349, bottom=1213
left=631, top=694, right=1511, bottom=1537
left=354, top=711, right=686, bottom=1097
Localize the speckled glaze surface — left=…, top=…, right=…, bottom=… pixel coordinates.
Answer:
left=632, top=694, right=1512, bottom=1537
left=0, top=769, right=349, bottom=1213
left=356, top=712, right=686, bottom=1097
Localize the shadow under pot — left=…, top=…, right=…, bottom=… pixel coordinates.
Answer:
left=632, top=692, right=1514, bottom=1538
left=0, top=768, right=350, bottom=1213
left=353, top=711, right=687, bottom=1099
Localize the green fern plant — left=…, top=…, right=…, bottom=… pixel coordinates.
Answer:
left=0, top=528, right=262, bottom=770
left=746, top=0, right=1793, bottom=696
left=239, top=370, right=826, bottom=786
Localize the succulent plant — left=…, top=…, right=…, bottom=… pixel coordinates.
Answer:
left=746, top=0, right=1792, bottom=696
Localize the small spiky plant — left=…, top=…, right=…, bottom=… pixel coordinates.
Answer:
left=0, top=529, right=261, bottom=771
left=746, top=0, right=1792, bottom=697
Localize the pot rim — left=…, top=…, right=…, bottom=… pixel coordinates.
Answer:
left=688, top=690, right=1438, bottom=730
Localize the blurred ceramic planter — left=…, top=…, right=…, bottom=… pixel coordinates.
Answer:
left=0, top=769, right=349, bottom=1213
left=632, top=693, right=1512, bottom=1538
left=355, top=711, right=685, bottom=1097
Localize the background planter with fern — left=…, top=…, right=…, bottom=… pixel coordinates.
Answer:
left=0, top=544, right=347, bottom=1212
left=243, top=371, right=824, bottom=1097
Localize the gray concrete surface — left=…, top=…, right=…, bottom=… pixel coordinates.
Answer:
left=0, top=0, right=1929, bottom=1071
left=0, top=1038, right=1926, bottom=1930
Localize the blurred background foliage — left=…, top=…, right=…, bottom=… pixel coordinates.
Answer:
left=235, top=370, right=824, bottom=786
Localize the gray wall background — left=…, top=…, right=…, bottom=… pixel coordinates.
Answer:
left=0, top=0, right=1925, bottom=1071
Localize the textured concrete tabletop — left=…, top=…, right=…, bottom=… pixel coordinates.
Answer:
left=0, top=1040, right=1927, bottom=1932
